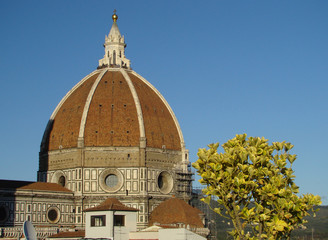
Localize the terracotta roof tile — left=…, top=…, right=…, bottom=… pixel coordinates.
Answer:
left=18, top=182, right=72, bottom=192
left=48, top=230, right=85, bottom=238
left=0, top=180, right=71, bottom=193
left=149, top=197, right=204, bottom=228
left=84, top=71, right=140, bottom=147
left=42, top=69, right=183, bottom=155
left=129, top=73, right=181, bottom=150
left=48, top=73, right=99, bottom=151
left=84, top=198, right=138, bottom=212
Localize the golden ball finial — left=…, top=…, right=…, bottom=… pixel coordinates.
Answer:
left=112, top=9, right=118, bottom=22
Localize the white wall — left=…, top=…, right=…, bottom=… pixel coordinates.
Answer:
left=114, top=211, right=137, bottom=240
left=85, top=211, right=114, bottom=238
left=129, top=231, right=159, bottom=240
left=85, top=210, right=137, bottom=240
left=159, top=228, right=206, bottom=240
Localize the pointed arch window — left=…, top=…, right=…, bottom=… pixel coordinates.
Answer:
left=113, top=51, right=116, bottom=65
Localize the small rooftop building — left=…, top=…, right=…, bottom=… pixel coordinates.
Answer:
left=46, top=198, right=207, bottom=240
left=83, top=198, right=138, bottom=240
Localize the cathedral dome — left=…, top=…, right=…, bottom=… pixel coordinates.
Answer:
left=38, top=12, right=189, bottom=180
left=40, top=68, right=183, bottom=152
left=38, top=13, right=192, bottom=214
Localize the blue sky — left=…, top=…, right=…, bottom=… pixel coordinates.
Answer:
left=1, top=1, right=327, bottom=204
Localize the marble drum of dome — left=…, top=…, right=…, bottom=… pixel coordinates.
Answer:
left=38, top=12, right=192, bottom=203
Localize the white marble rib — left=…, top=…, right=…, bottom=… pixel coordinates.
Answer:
left=120, top=69, right=146, bottom=139
left=78, top=69, right=108, bottom=139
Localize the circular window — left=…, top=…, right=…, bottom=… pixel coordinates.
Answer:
left=99, top=169, right=124, bottom=193
left=105, top=174, right=118, bottom=188
left=157, top=171, right=174, bottom=194
left=47, top=207, right=60, bottom=223
left=58, top=176, right=66, bottom=187
left=0, top=205, right=8, bottom=223
left=48, top=209, right=57, bottom=221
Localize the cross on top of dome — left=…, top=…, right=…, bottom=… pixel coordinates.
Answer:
left=112, top=9, right=118, bottom=22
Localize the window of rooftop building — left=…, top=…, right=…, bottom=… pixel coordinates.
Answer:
left=91, top=215, right=106, bottom=227
left=114, top=215, right=125, bottom=226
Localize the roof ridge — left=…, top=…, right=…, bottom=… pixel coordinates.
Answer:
left=17, top=182, right=72, bottom=192
left=84, top=198, right=138, bottom=212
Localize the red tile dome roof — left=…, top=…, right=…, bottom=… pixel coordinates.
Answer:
left=40, top=69, right=184, bottom=152
left=39, top=14, right=188, bottom=175
left=149, top=197, right=204, bottom=228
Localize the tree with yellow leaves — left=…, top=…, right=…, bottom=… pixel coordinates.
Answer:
left=192, top=134, right=321, bottom=240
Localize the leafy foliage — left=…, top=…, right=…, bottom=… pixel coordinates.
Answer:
left=193, top=134, right=321, bottom=240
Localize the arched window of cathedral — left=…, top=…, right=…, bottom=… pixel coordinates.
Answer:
left=58, top=176, right=66, bottom=187
left=113, top=50, right=116, bottom=65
